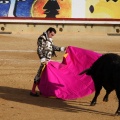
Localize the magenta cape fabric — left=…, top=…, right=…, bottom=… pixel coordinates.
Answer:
left=38, top=46, right=102, bottom=100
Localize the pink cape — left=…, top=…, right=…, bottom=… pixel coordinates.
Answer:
left=38, top=46, right=102, bottom=100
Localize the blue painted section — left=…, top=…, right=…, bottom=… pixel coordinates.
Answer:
left=0, top=3, right=10, bottom=17
left=15, top=0, right=34, bottom=17
left=0, top=0, right=34, bottom=17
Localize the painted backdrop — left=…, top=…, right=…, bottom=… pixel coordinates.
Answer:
left=0, top=0, right=120, bottom=19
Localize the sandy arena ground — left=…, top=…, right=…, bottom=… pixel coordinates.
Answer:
left=0, top=32, right=120, bottom=120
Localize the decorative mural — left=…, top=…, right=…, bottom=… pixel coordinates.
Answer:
left=0, top=0, right=120, bottom=19
left=86, top=0, right=120, bottom=19
left=32, top=0, right=71, bottom=18
left=0, top=0, right=34, bottom=17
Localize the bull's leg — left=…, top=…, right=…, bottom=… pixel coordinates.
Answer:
left=116, top=101, right=120, bottom=115
left=90, top=84, right=102, bottom=106
left=115, top=90, right=120, bottom=115
left=103, top=90, right=112, bottom=102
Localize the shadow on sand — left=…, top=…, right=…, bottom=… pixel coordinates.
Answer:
left=0, top=86, right=114, bottom=116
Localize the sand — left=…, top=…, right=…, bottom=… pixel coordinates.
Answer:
left=0, top=33, right=120, bottom=120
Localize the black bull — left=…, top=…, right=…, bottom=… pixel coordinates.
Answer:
left=79, top=53, right=120, bottom=115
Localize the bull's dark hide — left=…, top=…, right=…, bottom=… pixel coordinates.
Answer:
left=79, top=53, right=120, bottom=115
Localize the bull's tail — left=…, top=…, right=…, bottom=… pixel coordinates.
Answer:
left=79, top=68, right=91, bottom=75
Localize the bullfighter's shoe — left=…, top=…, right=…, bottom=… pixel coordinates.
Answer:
left=30, top=92, right=39, bottom=97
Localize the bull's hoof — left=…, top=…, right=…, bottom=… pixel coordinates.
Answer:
left=115, top=111, right=120, bottom=116
left=103, top=97, right=108, bottom=102
left=90, top=101, right=96, bottom=106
